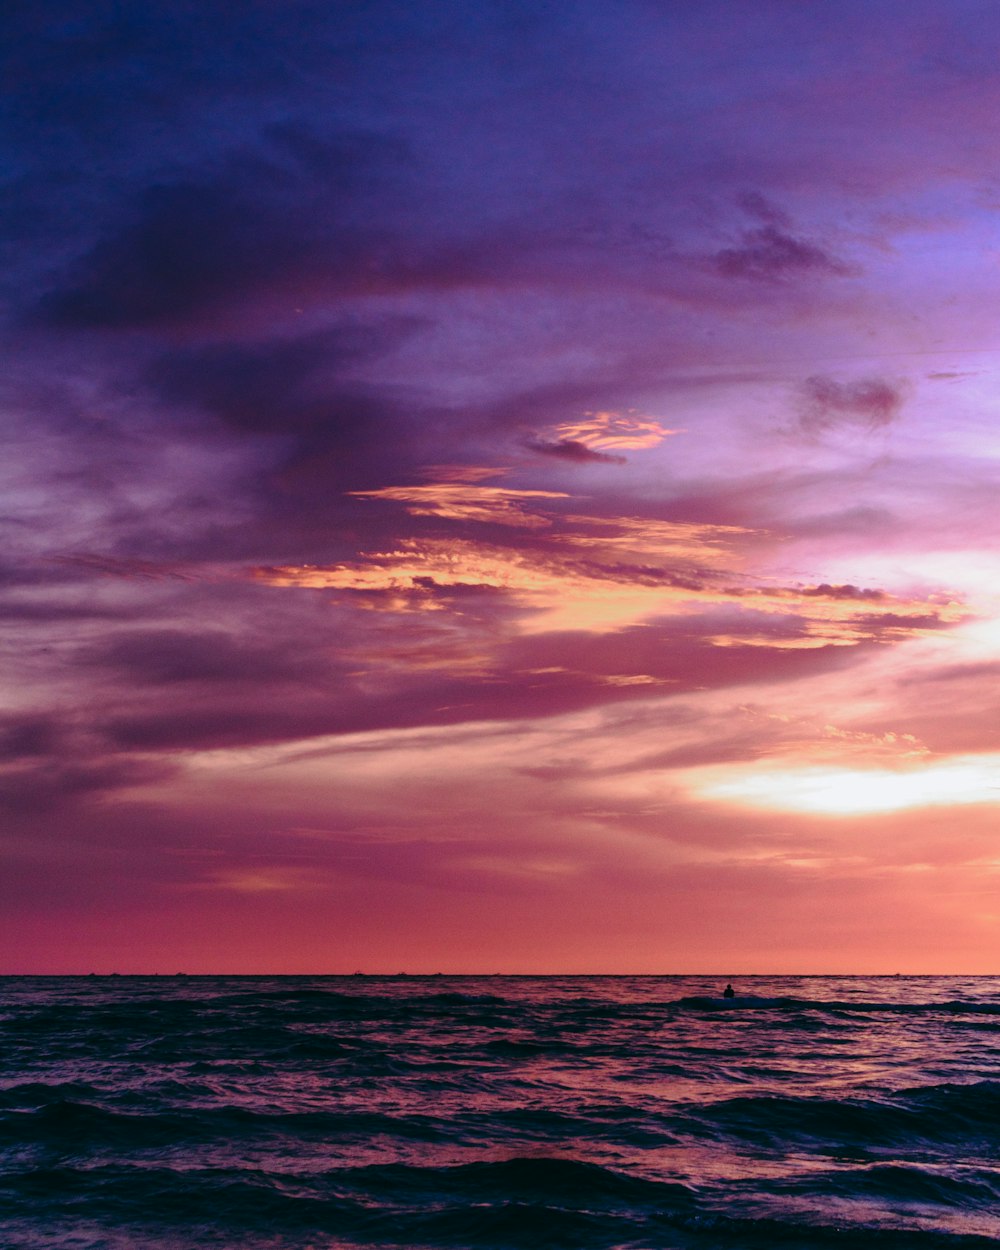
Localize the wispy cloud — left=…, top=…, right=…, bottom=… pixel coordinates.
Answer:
left=525, top=437, right=626, bottom=464
left=348, top=483, right=568, bottom=529
left=715, top=226, right=852, bottom=281
left=256, top=483, right=960, bottom=645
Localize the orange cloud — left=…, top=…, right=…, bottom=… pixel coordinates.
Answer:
left=558, top=514, right=750, bottom=564
left=349, top=483, right=568, bottom=529
left=251, top=478, right=964, bottom=662
left=418, top=465, right=509, bottom=483
left=256, top=530, right=957, bottom=643
left=554, top=409, right=682, bottom=451
left=255, top=536, right=725, bottom=634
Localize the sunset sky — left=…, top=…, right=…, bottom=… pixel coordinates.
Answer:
left=4, top=1, right=1000, bottom=973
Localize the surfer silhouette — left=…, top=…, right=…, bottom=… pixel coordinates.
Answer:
left=722, top=982, right=735, bottom=999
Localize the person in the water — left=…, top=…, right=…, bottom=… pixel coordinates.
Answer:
left=722, top=983, right=735, bottom=998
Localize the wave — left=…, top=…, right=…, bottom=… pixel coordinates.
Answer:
left=0, top=1158, right=691, bottom=1231
left=4, top=976, right=1000, bottom=1247
left=2, top=1159, right=997, bottom=1249
left=680, top=994, right=799, bottom=1010
left=692, top=1081, right=1000, bottom=1150
left=675, top=1212, right=1000, bottom=1249
left=8, top=1080, right=1000, bottom=1157
left=677, top=995, right=1000, bottom=1016
left=770, top=1160, right=1000, bottom=1205
left=0, top=1101, right=456, bottom=1149
left=341, top=1155, right=694, bottom=1205
left=0, top=1083, right=102, bottom=1109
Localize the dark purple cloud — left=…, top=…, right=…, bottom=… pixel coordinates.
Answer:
left=0, top=752, right=176, bottom=817
left=799, top=375, right=906, bottom=433
left=0, top=716, right=59, bottom=761
left=736, top=192, right=792, bottom=229
left=849, top=611, right=949, bottom=637
left=33, top=127, right=422, bottom=331
left=94, top=635, right=841, bottom=753
left=525, top=437, right=626, bottom=465
left=799, top=583, right=887, bottom=601
left=715, top=226, right=850, bottom=281
left=503, top=620, right=863, bottom=690
left=82, top=628, right=331, bottom=685
left=147, top=323, right=421, bottom=436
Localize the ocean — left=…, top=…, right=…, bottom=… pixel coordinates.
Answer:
left=1, top=974, right=999, bottom=1249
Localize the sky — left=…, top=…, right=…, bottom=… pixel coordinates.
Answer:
left=4, top=0, right=1000, bottom=973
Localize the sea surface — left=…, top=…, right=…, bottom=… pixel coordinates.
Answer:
left=2, top=975, right=1000, bottom=1249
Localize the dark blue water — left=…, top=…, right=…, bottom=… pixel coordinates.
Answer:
left=2, top=975, right=1000, bottom=1248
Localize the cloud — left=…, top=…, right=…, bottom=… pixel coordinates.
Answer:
left=94, top=671, right=665, bottom=750
left=687, top=754, right=1000, bottom=818
left=349, top=483, right=568, bottom=529
left=847, top=610, right=951, bottom=640
left=797, top=583, right=886, bottom=601
left=419, top=465, right=509, bottom=484
left=81, top=628, right=329, bottom=685
left=503, top=621, right=863, bottom=692
left=909, top=661, right=1000, bottom=685
left=0, top=716, right=58, bottom=761
left=523, top=409, right=683, bottom=465
left=552, top=411, right=680, bottom=452
left=137, top=326, right=451, bottom=554
left=32, top=127, right=423, bottom=331
left=52, top=554, right=201, bottom=582
left=0, top=753, right=175, bottom=816
left=254, top=489, right=957, bottom=645
left=146, top=323, right=421, bottom=437
left=38, top=178, right=309, bottom=329
left=0, top=600, right=141, bottom=622
left=252, top=524, right=743, bottom=636
left=736, top=192, right=792, bottom=229
left=798, top=375, right=906, bottom=434
left=715, top=226, right=851, bottom=281
left=525, top=437, right=626, bottom=464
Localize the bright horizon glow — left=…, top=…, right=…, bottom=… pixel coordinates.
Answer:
left=691, top=755, right=1000, bottom=816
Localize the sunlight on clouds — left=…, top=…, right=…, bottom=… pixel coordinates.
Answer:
left=707, top=633, right=857, bottom=649
left=688, top=754, right=1000, bottom=816
left=555, top=410, right=681, bottom=451
left=601, top=673, right=666, bottom=686
left=349, top=484, right=567, bottom=528
left=248, top=478, right=964, bottom=659
left=451, top=854, right=582, bottom=879
left=200, top=868, right=321, bottom=893
left=557, top=514, right=749, bottom=563
left=257, top=529, right=956, bottom=641
left=254, top=521, right=743, bottom=635
left=419, top=465, right=509, bottom=483
left=259, top=538, right=549, bottom=593
left=259, top=541, right=714, bottom=633
left=945, top=610, right=1000, bottom=657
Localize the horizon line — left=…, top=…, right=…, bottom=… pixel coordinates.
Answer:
left=1, top=971, right=994, bottom=979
